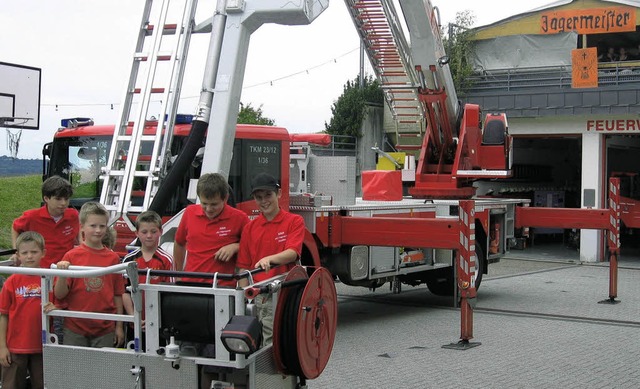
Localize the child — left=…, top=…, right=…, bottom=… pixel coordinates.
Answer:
left=173, top=173, right=248, bottom=286
left=54, top=202, right=125, bottom=348
left=121, top=210, right=173, bottom=345
left=11, top=175, right=81, bottom=269
left=236, top=172, right=305, bottom=345
left=0, top=232, right=56, bottom=389
left=102, top=226, right=118, bottom=250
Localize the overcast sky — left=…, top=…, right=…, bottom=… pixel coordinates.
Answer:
left=0, top=0, right=552, bottom=159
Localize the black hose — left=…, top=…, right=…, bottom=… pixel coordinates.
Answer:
left=148, top=119, right=208, bottom=217
left=279, top=282, right=307, bottom=378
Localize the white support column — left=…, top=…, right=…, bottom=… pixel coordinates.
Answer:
left=580, top=132, right=603, bottom=262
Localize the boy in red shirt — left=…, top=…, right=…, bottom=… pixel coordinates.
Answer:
left=173, top=173, right=248, bottom=286
left=122, top=210, right=173, bottom=345
left=0, top=232, right=56, bottom=389
left=11, top=175, right=81, bottom=269
left=236, top=172, right=305, bottom=345
left=54, top=202, right=125, bottom=348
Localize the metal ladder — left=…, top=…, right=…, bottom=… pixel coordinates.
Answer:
left=100, top=0, right=199, bottom=226
left=344, top=0, right=425, bottom=151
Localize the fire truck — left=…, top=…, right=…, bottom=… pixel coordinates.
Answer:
left=34, top=0, right=628, bottom=386
left=43, top=0, right=522, bottom=299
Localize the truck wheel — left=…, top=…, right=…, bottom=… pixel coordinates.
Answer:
left=425, top=245, right=484, bottom=296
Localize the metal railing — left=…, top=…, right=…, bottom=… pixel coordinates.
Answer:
left=467, top=62, right=640, bottom=92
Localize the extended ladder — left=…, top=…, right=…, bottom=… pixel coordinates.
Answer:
left=100, top=0, right=199, bottom=226
left=344, top=0, right=425, bottom=151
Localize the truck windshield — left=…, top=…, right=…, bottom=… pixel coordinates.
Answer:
left=47, top=136, right=111, bottom=207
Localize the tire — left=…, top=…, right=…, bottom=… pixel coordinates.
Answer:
left=425, top=245, right=485, bottom=296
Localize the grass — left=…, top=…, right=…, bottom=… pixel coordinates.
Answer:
left=0, top=175, right=42, bottom=258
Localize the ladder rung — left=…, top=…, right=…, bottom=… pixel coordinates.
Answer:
left=120, top=155, right=153, bottom=163
left=395, top=145, right=422, bottom=150
left=135, top=53, right=174, bottom=61
left=145, top=23, right=178, bottom=35
left=133, top=87, right=165, bottom=94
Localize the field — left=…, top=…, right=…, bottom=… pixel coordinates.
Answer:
left=0, top=175, right=42, bottom=257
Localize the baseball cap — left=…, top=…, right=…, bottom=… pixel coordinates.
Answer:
left=250, top=173, right=280, bottom=194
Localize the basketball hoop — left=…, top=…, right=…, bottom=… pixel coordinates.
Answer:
left=6, top=127, right=22, bottom=158
left=2, top=117, right=31, bottom=158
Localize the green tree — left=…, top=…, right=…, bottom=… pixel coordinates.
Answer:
left=443, top=10, right=476, bottom=96
left=325, top=75, right=383, bottom=138
left=237, top=102, right=275, bottom=125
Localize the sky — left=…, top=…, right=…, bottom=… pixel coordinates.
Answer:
left=0, top=0, right=554, bottom=159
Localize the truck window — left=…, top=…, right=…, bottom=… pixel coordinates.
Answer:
left=229, top=139, right=281, bottom=203
left=47, top=136, right=111, bottom=207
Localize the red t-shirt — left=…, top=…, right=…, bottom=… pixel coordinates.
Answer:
left=237, top=209, right=305, bottom=282
left=122, top=247, right=173, bottom=285
left=175, top=204, right=248, bottom=285
left=13, top=205, right=79, bottom=269
left=0, top=274, right=44, bottom=354
left=122, top=247, right=173, bottom=320
left=58, top=244, right=125, bottom=337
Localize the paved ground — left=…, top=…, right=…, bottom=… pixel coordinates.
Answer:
left=309, top=251, right=640, bottom=388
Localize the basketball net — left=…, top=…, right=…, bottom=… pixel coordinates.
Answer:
left=6, top=128, right=22, bottom=158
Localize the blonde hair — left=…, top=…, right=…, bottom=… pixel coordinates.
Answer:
left=15, top=231, right=45, bottom=252
left=79, top=201, right=109, bottom=224
left=102, top=226, right=117, bottom=250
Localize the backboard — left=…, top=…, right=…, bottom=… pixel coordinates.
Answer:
left=0, top=62, right=41, bottom=130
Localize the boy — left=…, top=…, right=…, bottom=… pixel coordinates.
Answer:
left=173, top=173, right=248, bottom=286
left=0, top=232, right=56, bottom=389
left=122, top=210, right=173, bottom=344
left=11, top=175, right=81, bottom=269
left=54, top=202, right=125, bottom=348
left=236, top=172, right=305, bottom=345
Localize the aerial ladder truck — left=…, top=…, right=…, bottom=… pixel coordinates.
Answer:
left=29, top=1, right=627, bottom=385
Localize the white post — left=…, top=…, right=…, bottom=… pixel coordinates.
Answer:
left=580, top=132, right=603, bottom=262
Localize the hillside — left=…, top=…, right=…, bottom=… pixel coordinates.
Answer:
left=0, top=156, right=41, bottom=177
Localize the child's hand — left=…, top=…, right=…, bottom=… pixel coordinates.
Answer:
left=56, top=261, right=71, bottom=270
left=114, top=325, right=125, bottom=347
left=43, top=302, right=57, bottom=313
left=9, top=253, right=20, bottom=266
left=0, top=346, right=11, bottom=367
left=214, top=244, right=237, bottom=262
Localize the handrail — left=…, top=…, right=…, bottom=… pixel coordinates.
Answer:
left=468, top=63, right=640, bottom=92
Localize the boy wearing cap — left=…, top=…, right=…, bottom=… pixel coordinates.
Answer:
left=173, top=173, right=249, bottom=286
left=236, top=172, right=305, bottom=345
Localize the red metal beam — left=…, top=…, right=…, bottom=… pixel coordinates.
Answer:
left=337, top=216, right=459, bottom=249
left=515, top=207, right=609, bottom=230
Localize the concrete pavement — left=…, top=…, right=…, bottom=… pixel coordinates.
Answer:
left=309, top=256, right=640, bottom=388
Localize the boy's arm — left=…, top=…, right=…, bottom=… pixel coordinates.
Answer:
left=254, top=249, right=298, bottom=272
left=53, top=261, right=71, bottom=300
left=122, top=293, right=134, bottom=316
left=0, top=314, right=10, bottom=367
left=114, top=295, right=125, bottom=347
left=214, top=243, right=240, bottom=262
left=173, top=242, right=186, bottom=271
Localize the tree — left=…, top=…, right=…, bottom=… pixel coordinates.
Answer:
left=325, top=75, right=383, bottom=138
left=443, top=10, right=476, bottom=96
left=237, top=102, right=275, bottom=125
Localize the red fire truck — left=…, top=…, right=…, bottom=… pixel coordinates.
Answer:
left=33, top=0, right=628, bottom=386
